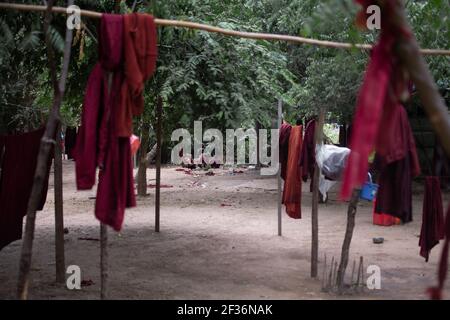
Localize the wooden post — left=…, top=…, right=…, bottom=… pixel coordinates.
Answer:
left=54, top=124, right=65, bottom=283
left=277, top=99, right=282, bottom=237
left=336, top=189, right=360, bottom=293
left=137, top=122, right=150, bottom=196
left=155, top=97, right=163, bottom=232
left=311, top=110, right=325, bottom=278
left=17, top=0, right=73, bottom=299
left=100, top=223, right=108, bottom=299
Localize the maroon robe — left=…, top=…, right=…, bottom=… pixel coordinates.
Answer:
left=279, top=123, right=292, bottom=181
left=74, top=14, right=136, bottom=231
left=374, top=104, right=420, bottom=223
left=419, top=176, right=445, bottom=262
left=299, top=119, right=316, bottom=191
left=0, top=128, right=51, bottom=250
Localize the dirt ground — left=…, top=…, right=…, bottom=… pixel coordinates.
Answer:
left=0, top=160, right=449, bottom=300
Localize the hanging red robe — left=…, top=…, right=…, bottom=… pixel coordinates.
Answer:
left=282, top=125, right=303, bottom=219
left=279, top=122, right=292, bottom=181
left=116, top=13, right=158, bottom=138
left=428, top=204, right=450, bottom=300
left=341, top=0, right=412, bottom=200
left=419, top=176, right=445, bottom=262
left=74, top=14, right=136, bottom=231
left=0, top=128, right=52, bottom=250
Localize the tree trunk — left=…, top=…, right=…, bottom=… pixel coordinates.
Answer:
left=311, top=110, right=325, bottom=278
left=146, top=143, right=158, bottom=166
left=54, top=124, right=65, bottom=283
left=137, top=122, right=150, bottom=196
left=336, top=189, right=360, bottom=293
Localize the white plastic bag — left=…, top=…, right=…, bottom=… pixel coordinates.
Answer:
left=316, top=144, right=350, bottom=181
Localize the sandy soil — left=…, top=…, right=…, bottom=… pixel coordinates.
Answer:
left=0, top=160, right=449, bottom=300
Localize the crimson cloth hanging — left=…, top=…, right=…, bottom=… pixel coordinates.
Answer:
left=372, top=104, right=421, bottom=223
left=64, top=127, right=77, bottom=160
left=0, top=127, right=52, bottom=250
left=428, top=204, right=450, bottom=300
left=341, top=0, right=413, bottom=200
left=282, top=125, right=303, bottom=219
left=419, top=176, right=445, bottom=262
left=74, top=13, right=158, bottom=231
left=279, top=122, right=292, bottom=181
left=299, top=119, right=316, bottom=192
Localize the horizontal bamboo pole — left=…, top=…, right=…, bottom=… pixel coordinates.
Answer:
left=0, top=2, right=449, bottom=55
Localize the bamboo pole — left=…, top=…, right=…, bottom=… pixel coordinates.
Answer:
left=311, top=110, right=325, bottom=278
left=0, top=3, right=449, bottom=55
left=54, top=124, right=65, bottom=283
left=277, top=99, right=282, bottom=237
left=17, top=0, right=74, bottom=300
left=155, top=97, right=163, bottom=233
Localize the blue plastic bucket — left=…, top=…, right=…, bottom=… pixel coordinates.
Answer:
left=360, top=173, right=378, bottom=201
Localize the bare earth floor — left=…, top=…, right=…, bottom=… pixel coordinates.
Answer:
left=1, top=160, right=449, bottom=300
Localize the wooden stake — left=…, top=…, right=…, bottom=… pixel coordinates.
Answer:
left=336, top=189, right=360, bottom=292
left=311, top=110, right=325, bottom=278
left=54, top=123, right=65, bottom=283
left=17, top=0, right=73, bottom=299
left=327, top=256, right=334, bottom=290
left=351, top=259, right=356, bottom=286
left=277, top=99, right=282, bottom=237
left=100, top=223, right=108, bottom=299
left=155, top=97, right=163, bottom=233
left=321, top=253, right=327, bottom=290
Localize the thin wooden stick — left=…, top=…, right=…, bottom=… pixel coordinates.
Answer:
left=100, top=223, right=108, bottom=299
left=310, top=110, right=325, bottom=278
left=356, top=256, right=362, bottom=288
left=327, top=256, right=334, bottom=290
left=17, top=0, right=74, bottom=300
left=333, top=261, right=338, bottom=288
left=277, top=99, right=282, bottom=237
left=0, top=3, right=449, bottom=55
left=155, top=97, right=163, bottom=233
left=350, top=259, right=356, bottom=286
left=321, top=253, right=327, bottom=291
left=54, top=123, right=65, bottom=283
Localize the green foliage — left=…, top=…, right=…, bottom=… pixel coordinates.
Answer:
left=0, top=0, right=448, bottom=140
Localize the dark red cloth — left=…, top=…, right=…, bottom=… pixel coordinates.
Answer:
left=428, top=204, right=450, bottom=300
left=282, top=125, right=303, bottom=219
left=341, top=0, right=412, bottom=200
left=373, top=198, right=401, bottom=226
left=433, top=136, right=450, bottom=190
left=279, top=122, right=292, bottom=180
left=74, top=14, right=136, bottom=231
left=0, top=128, right=51, bottom=250
left=116, top=13, right=158, bottom=137
left=419, top=176, right=445, bottom=262
left=64, top=127, right=77, bottom=160
left=299, top=119, right=316, bottom=192
left=373, top=105, right=420, bottom=223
